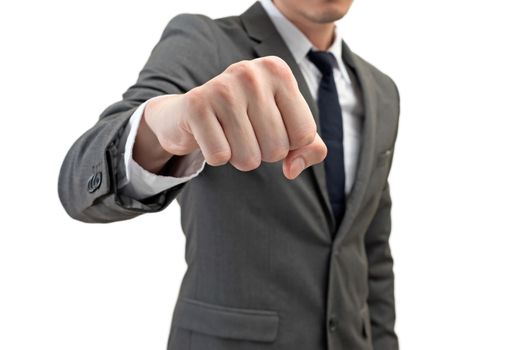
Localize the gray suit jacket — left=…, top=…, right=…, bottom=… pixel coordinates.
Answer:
left=58, top=2, right=400, bottom=350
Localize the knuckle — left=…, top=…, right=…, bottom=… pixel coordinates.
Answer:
left=185, top=87, right=208, bottom=115
left=211, top=79, right=236, bottom=106
left=239, top=68, right=259, bottom=91
left=226, top=60, right=248, bottom=73
left=228, top=60, right=255, bottom=79
left=232, top=62, right=260, bottom=92
left=185, top=86, right=203, bottom=105
left=259, top=56, right=292, bottom=79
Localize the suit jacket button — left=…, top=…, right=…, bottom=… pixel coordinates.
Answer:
left=87, top=172, right=102, bottom=193
left=328, top=317, right=338, bottom=332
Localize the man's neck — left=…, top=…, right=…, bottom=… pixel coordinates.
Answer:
left=272, top=0, right=336, bottom=50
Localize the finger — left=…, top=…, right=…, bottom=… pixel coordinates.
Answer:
left=214, top=102, right=262, bottom=172
left=282, top=132, right=328, bottom=179
left=246, top=94, right=290, bottom=163
left=187, top=110, right=231, bottom=166
left=255, top=57, right=317, bottom=151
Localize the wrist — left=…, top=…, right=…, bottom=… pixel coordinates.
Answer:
left=133, top=97, right=174, bottom=174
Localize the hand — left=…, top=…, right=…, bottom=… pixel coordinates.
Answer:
left=144, top=56, right=327, bottom=179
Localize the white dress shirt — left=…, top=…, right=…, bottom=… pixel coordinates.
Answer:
left=117, top=0, right=363, bottom=200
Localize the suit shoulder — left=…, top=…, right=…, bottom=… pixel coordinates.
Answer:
left=350, top=52, right=395, bottom=82
left=161, top=13, right=246, bottom=48
left=161, top=13, right=217, bottom=40
left=164, top=12, right=243, bottom=34
left=351, top=52, right=399, bottom=100
left=166, top=13, right=216, bottom=27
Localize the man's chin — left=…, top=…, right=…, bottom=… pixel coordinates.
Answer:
left=306, top=10, right=347, bottom=24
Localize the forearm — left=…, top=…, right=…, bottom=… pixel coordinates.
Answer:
left=58, top=12, right=220, bottom=223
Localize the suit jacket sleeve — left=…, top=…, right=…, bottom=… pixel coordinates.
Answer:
left=365, top=180, right=398, bottom=350
left=365, top=78, right=400, bottom=350
left=57, top=13, right=219, bottom=223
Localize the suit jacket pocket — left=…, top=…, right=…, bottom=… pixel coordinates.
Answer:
left=363, top=147, right=393, bottom=204
left=172, top=297, right=279, bottom=343
left=375, top=148, right=393, bottom=168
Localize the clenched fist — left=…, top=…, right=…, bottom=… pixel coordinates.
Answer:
left=134, top=56, right=327, bottom=180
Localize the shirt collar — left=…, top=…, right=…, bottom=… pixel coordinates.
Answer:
left=259, top=0, right=346, bottom=73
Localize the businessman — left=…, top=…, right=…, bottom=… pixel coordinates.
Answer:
left=58, top=0, right=401, bottom=349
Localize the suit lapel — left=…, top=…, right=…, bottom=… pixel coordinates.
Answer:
left=240, top=2, right=335, bottom=228
left=334, top=42, right=378, bottom=243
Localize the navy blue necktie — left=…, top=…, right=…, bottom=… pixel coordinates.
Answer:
left=307, top=50, right=346, bottom=228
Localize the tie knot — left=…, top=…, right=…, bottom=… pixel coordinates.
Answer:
left=307, top=49, right=337, bottom=76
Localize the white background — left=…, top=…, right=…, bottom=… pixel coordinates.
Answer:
left=1, top=0, right=524, bottom=349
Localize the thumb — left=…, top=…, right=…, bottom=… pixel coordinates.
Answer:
left=282, top=132, right=328, bottom=180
